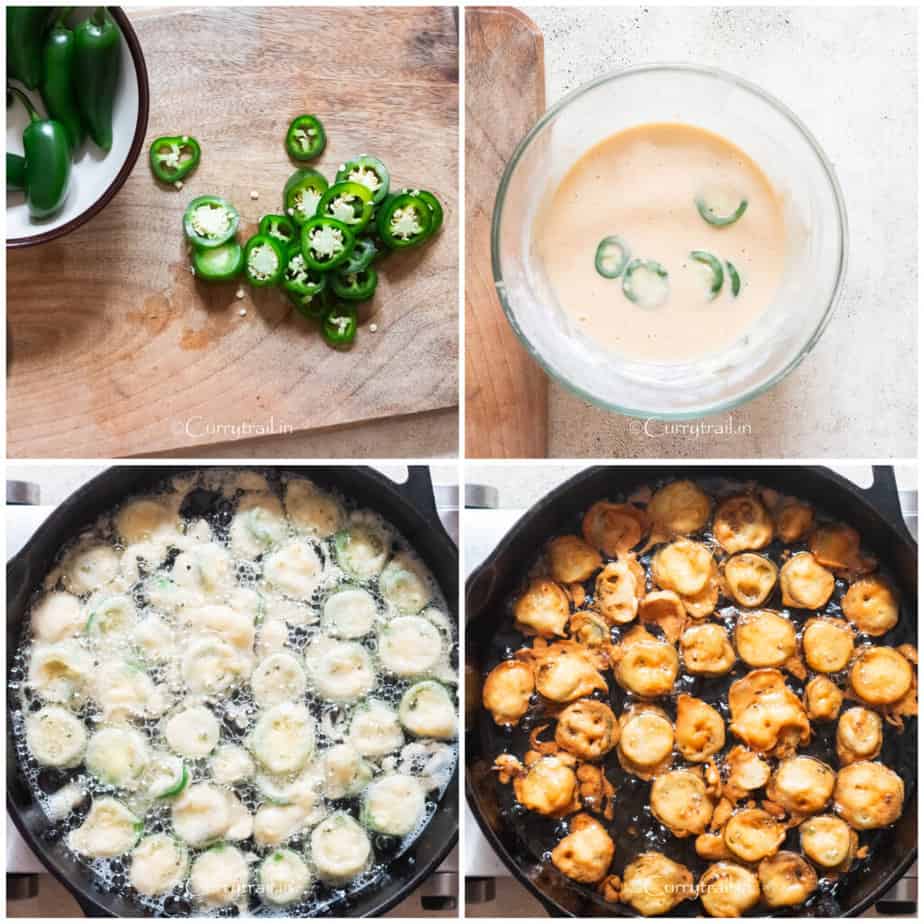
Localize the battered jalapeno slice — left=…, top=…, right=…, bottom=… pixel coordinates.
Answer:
left=243, top=233, right=286, bottom=288
left=284, top=168, right=329, bottom=226
left=726, top=259, right=742, bottom=296
left=622, top=259, right=669, bottom=308
left=690, top=250, right=724, bottom=299
left=376, top=192, right=433, bottom=249
left=317, top=181, right=374, bottom=233
left=331, top=266, right=378, bottom=302
left=285, top=114, right=326, bottom=161
left=300, top=217, right=355, bottom=272
left=259, top=213, right=298, bottom=247
left=594, top=235, right=630, bottom=279
left=282, top=245, right=327, bottom=298
left=336, top=156, right=390, bottom=205
left=695, top=194, right=748, bottom=227
left=183, top=196, right=240, bottom=249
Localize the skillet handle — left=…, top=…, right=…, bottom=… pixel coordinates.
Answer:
left=864, top=466, right=914, bottom=542
left=394, top=466, right=452, bottom=542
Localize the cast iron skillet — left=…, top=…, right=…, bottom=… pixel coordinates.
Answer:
left=7, top=465, right=458, bottom=918
left=466, top=465, right=916, bottom=918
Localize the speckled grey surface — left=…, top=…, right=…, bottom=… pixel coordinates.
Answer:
left=523, top=6, right=917, bottom=458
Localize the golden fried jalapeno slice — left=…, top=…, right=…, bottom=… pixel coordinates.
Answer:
left=547, top=535, right=602, bottom=585
left=834, top=760, right=904, bottom=829
left=724, top=745, right=771, bottom=797
left=513, top=579, right=570, bottom=638
left=724, top=553, right=778, bottom=608
left=647, top=480, right=711, bottom=537
left=638, top=591, right=687, bottom=643
left=836, top=706, right=883, bottom=765
left=810, top=523, right=877, bottom=575
left=582, top=501, right=649, bottom=556
left=722, top=808, right=786, bottom=863
left=513, top=755, right=578, bottom=816
left=569, top=610, right=609, bottom=648
left=734, top=610, right=796, bottom=668
left=728, top=669, right=810, bottom=755
left=680, top=623, right=735, bottom=677
left=799, top=814, right=858, bottom=871
left=650, top=769, right=714, bottom=837
left=758, top=851, right=818, bottom=908
left=534, top=643, right=608, bottom=703
left=613, top=630, right=679, bottom=697
left=651, top=539, right=713, bottom=596
left=780, top=552, right=835, bottom=609
left=620, top=852, right=695, bottom=916
left=555, top=699, right=618, bottom=760
left=802, top=617, right=854, bottom=673
left=776, top=501, right=814, bottom=543
left=617, top=706, right=674, bottom=778
left=849, top=645, right=913, bottom=705
left=675, top=694, right=725, bottom=763
left=804, top=675, right=843, bottom=721
left=594, top=560, right=640, bottom=625
left=713, top=495, right=773, bottom=553
left=842, top=576, right=899, bottom=636
left=767, top=755, right=836, bottom=815
left=550, top=813, right=614, bottom=884
left=679, top=560, right=720, bottom=619
left=482, top=660, right=534, bottom=725
left=699, top=862, right=761, bottom=917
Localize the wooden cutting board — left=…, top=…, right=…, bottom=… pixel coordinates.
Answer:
left=464, top=7, right=547, bottom=458
left=7, top=6, right=459, bottom=458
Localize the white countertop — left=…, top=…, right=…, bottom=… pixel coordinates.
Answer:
left=525, top=5, right=917, bottom=458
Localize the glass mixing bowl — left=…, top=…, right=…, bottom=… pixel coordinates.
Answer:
left=492, top=64, right=848, bottom=420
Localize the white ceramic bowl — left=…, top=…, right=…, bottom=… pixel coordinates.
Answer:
left=6, top=8, right=149, bottom=248
left=492, top=64, right=848, bottom=420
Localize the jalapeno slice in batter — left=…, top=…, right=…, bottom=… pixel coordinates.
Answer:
left=331, top=266, right=378, bottom=301
left=336, top=156, right=390, bottom=205
left=695, top=194, right=748, bottom=227
left=726, top=260, right=742, bottom=297
left=300, top=216, right=355, bottom=272
left=594, top=235, right=630, bottom=279
left=285, top=114, right=326, bottom=161
left=283, top=168, right=329, bottom=226
left=183, top=195, right=240, bottom=249
left=243, top=233, right=286, bottom=288
left=622, top=259, right=670, bottom=308
left=317, top=181, right=374, bottom=233
left=282, top=244, right=327, bottom=298
left=690, top=250, right=724, bottom=300
left=376, top=193, right=433, bottom=249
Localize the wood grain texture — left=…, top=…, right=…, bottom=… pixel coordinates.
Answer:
left=7, top=6, right=459, bottom=458
left=464, top=7, right=547, bottom=459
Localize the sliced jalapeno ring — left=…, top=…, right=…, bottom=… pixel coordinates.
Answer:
left=331, top=266, right=378, bottom=302
left=288, top=288, right=328, bottom=321
left=690, top=250, right=724, bottom=300
left=726, top=260, right=741, bottom=297
left=285, top=114, right=326, bottom=161
left=191, top=239, right=244, bottom=282
left=344, top=236, right=380, bottom=274
left=401, top=187, right=443, bottom=237
left=337, top=156, right=390, bottom=205
left=243, top=233, right=286, bottom=288
left=150, top=135, right=201, bottom=184
left=300, top=216, right=356, bottom=272
left=376, top=193, right=433, bottom=249
left=259, top=213, right=297, bottom=246
left=622, top=259, right=669, bottom=308
left=282, top=244, right=327, bottom=298
left=283, top=168, right=329, bottom=226
left=322, top=303, right=358, bottom=349
left=695, top=195, right=748, bottom=227
left=317, top=181, right=374, bottom=232
left=183, top=195, right=240, bottom=249
left=594, top=235, right=630, bottom=279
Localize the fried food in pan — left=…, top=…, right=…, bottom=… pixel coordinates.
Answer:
left=723, top=553, right=778, bottom=607
left=779, top=552, right=835, bottom=609
left=713, top=495, right=773, bottom=553
left=758, top=851, right=818, bottom=908
left=513, top=578, right=571, bottom=638
left=547, top=535, right=603, bottom=584
left=675, top=694, right=725, bottom=763
left=550, top=813, right=615, bottom=884
left=802, top=617, right=855, bottom=673
left=620, top=852, right=695, bottom=916
left=842, top=575, right=899, bottom=636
